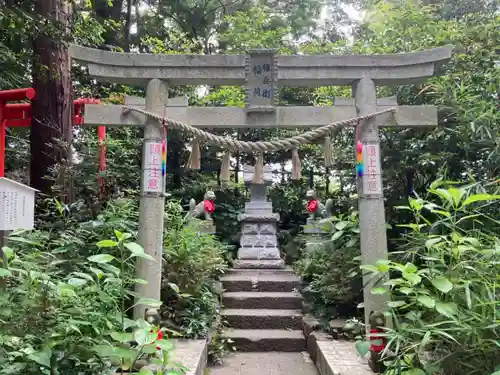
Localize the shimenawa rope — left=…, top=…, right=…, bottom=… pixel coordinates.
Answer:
left=122, top=105, right=396, bottom=153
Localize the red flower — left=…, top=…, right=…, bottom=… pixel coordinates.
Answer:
left=148, top=329, right=163, bottom=350
left=203, top=199, right=215, bottom=214
left=156, top=330, right=163, bottom=350
left=306, top=199, right=318, bottom=213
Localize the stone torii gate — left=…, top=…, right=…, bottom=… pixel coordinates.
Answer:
left=70, top=45, right=452, bottom=323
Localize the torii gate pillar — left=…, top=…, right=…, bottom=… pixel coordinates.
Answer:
left=353, top=78, right=389, bottom=326
left=134, top=79, right=169, bottom=319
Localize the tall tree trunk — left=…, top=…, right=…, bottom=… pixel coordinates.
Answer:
left=124, top=0, right=133, bottom=51
left=31, top=0, right=73, bottom=201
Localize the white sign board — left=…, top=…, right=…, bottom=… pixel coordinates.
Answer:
left=362, top=143, right=383, bottom=196
left=0, top=177, right=38, bottom=230
left=142, top=141, right=164, bottom=193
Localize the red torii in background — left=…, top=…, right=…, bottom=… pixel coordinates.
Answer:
left=0, top=88, right=106, bottom=193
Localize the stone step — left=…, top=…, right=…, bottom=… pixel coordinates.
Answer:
left=227, top=266, right=295, bottom=275
left=222, top=309, right=303, bottom=330
left=233, top=259, right=286, bottom=269
left=224, top=329, right=306, bottom=352
left=221, top=273, right=301, bottom=292
left=222, top=291, right=302, bottom=309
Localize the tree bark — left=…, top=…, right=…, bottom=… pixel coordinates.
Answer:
left=31, top=0, right=73, bottom=201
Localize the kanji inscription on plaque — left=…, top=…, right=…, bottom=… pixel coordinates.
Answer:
left=142, top=141, right=164, bottom=193
left=246, top=50, right=275, bottom=110
left=362, top=143, right=383, bottom=196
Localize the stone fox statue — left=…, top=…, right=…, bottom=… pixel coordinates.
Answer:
left=186, top=190, right=216, bottom=221
left=306, top=189, right=334, bottom=220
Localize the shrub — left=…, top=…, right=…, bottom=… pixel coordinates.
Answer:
left=294, top=212, right=363, bottom=322
left=161, top=201, right=228, bottom=338
left=356, top=182, right=500, bottom=375
left=0, top=199, right=182, bottom=375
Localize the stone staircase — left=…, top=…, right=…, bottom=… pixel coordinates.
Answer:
left=220, top=266, right=306, bottom=352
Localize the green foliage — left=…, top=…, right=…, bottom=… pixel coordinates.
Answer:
left=161, top=201, right=228, bottom=339
left=294, top=212, right=362, bottom=321
left=207, top=319, right=236, bottom=366
left=89, top=233, right=183, bottom=374
left=355, top=182, right=500, bottom=375
left=0, top=224, right=175, bottom=375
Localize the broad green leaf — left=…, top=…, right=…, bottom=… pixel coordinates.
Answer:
left=425, top=237, right=444, bottom=249
left=335, top=221, right=349, bottom=230
left=114, top=230, right=123, bottom=241
left=404, top=263, right=417, bottom=273
left=87, top=254, right=115, bottom=263
left=408, top=198, right=423, bottom=211
left=448, top=187, right=466, bottom=207
left=402, top=272, right=421, bottom=285
left=376, top=259, right=390, bottom=272
left=417, top=295, right=436, bottom=308
left=67, top=277, right=87, bottom=286
left=126, top=242, right=156, bottom=261
left=168, top=282, right=180, bottom=293
left=431, top=188, right=454, bottom=207
left=138, top=369, right=155, bottom=375
left=331, top=230, right=344, bottom=241
left=399, top=287, right=414, bottom=295
left=110, top=331, right=134, bottom=343
left=420, top=330, right=432, bottom=352
left=464, top=283, right=472, bottom=309
left=0, top=268, right=12, bottom=277
left=1, top=246, right=13, bottom=259
left=435, top=302, right=457, bottom=317
left=28, top=348, right=52, bottom=368
left=134, top=329, right=157, bottom=346
left=354, top=340, right=370, bottom=357
left=7, top=237, right=41, bottom=246
left=431, top=276, right=453, bottom=293
left=461, top=194, right=500, bottom=208
left=125, top=242, right=144, bottom=255
left=430, top=209, right=451, bottom=217
left=57, top=283, right=76, bottom=297
left=371, top=287, right=387, bottom=295
left=387, top=300, right=406, bottom=308
left=93, top=344, right=114, bottom=357
left=142, top=343, right=158, bottom=354
left=156, top=339, right=174, bottom=351
left=96, top=240, right=118, bottom=248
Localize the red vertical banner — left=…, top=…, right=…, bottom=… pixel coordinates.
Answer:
left=0, top=104, right=5, bottom=177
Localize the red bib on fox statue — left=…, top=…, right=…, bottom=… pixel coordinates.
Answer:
left=306, top=199, right=318, bottom=213
left=369, top=328, right=385, bottom=353
left=203, top=199, right=215, bottom=215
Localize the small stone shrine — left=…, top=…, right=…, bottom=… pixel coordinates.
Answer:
left=234, top=165, right=283, bottom=269
left=185, top=190, right=216, bottom=234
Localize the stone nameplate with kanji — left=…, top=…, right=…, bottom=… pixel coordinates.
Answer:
left=245, top=50, right=276, bottom=112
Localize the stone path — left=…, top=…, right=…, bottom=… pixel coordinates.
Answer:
left=208, top=352, right=318, bottom=375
